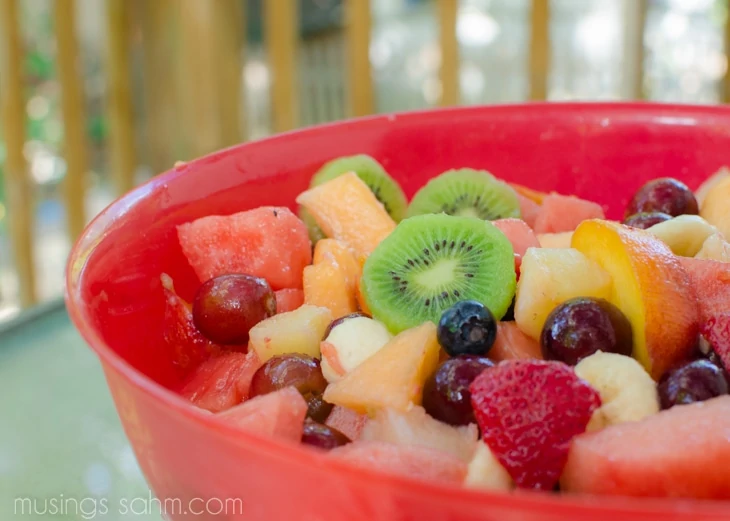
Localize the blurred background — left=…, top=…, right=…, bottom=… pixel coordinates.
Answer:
left=0, top=0, right=728, bottom=320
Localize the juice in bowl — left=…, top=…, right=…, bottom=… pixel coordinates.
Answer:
left=66, top=103, right=730, bottom=521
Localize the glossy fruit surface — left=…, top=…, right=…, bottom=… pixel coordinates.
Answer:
left=69, top=104, right=730, bottom=520
left=301, top=420, right=351, bottom=450
left=437, top=301, right=498, bottom=357
left=250, top=354, right=327, bottom=400
left=623, top=211, right=672, bottom=229
left=422, top=356, right=494, bottom=426
left=657, top=360, right=729, bottom=409
left=625, top=178, right=699, bottom=217
left=192, top=274, right=276, bottom=344
left=541, top=297, right=633, bottom=366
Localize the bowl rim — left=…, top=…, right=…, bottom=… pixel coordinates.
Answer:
left=65, top=101, right=730, bottom=516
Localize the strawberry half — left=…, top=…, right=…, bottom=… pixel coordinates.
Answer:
left=701, top=313, right=730, bottom=371
left=470, top=359, right=601, bottom=490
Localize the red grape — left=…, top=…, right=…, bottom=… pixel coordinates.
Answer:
left=623, top=211, right=672, bottom=230
left=541, top=297, right=633, bottom=366
left=658, top=360, right=729, bottom=409
left=625, top=178, right=698, bottom=218
left=422, top=355, right=494, bottom=426
left=301, top=420, right=350, bottom=450
left=192, top=274, right=276, bottom=344
left=249, top=354, right=331, bottom=420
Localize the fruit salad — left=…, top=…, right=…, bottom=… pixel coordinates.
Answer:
left=167, top=155, right=730, bottom=500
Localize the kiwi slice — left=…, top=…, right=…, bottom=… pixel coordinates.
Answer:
left=361, top=214, right=516, bottom=333
left=299, top=155, right=408, bottom=242
left=406, top=168, right=521, bottom=220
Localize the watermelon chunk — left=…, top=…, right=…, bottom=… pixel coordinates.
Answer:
left=325, top=406, right=368, bottom=441
left=329, top=441, right=467, bottom=484
left=161, top=273, right=225, bottom=371
left=489, top=322, right=544, bottom=362
left=492, top=218, right=540, bottom=258
left=217, top=387, right=307, bottom=442
left=177, top=207, right=312, bottom=290
left=678, top=257, right=730, bottom=324
left=561, top=396, right=730, bottom=499
left=275, top=288, right=304, bottom=313
left=516, top=194, right=541, bottom=229
left=533, top=194, right=605, bottom=234
left=180, top=350, right=262, bottom=413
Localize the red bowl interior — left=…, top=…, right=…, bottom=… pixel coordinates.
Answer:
left=67, top=103, right=730, bottom=521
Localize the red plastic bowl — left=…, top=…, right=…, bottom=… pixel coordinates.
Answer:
left=67, top=103, right=730, bottom=521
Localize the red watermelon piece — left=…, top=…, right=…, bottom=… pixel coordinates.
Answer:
left=517, top=193, right=541, bottom=229
left=562, top=396, right=730, bottom=499
left=678, top=257, right=730, bottom=324
left=217, top=387, right=307, bottom=442
left=533, top=194, right=605, bottom=234
left=492, top=218, right=540, bottom=258
left=177, top=206, right=312, bottom=290
left=489, top=322, right=544, bottom=362
left=329, top=441, right=467, bottom=484
left=180, top=350, right=263, bottom=413
left=325, top=405, right=368, bottom=441
left=275, top=288, right=305, bottom=313
left=161, top=273, right=225, bottom=371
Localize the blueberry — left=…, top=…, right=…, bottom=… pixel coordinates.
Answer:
left=541, top=297, right=633, bottom=366
left=658, top=360, right=729, bottom=409
left=437, top=300, right=497, bottom=357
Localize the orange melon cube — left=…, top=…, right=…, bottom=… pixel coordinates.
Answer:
left=313, top=239, right=361, bottom=292
left=323, top=322, right=440, bottom=415
left=296, top=172, right=396, bottom=258
left=303, top=258, right=357, bottom=319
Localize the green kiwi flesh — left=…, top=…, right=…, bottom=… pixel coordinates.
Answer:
left=299, top=154, right=408, bottom=242
left=406, top=168, right=521, bottom=220
left=361, top=213, right=516, bottom=333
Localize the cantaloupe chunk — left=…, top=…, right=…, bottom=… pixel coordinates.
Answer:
left=303, top=258, right=357, bottom=319
left=323, top=322, right=440, bottom=415
left=296, top=172, right=396, bottom=257
left=313, top=239, right=361, bottom=290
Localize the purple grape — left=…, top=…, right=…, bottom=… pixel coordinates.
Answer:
left=623, top=211, right=672, bottom=230
left=422, top=355, right=494, bottom=426
left=193, top=274, right=276, bottom=344
left=541, top=297, right=633, bottom=366
left=658, top=360, right=729, bottom=409
left=301, top=420, right=350, bottom=450
left=625, top=178, right=698, bottom=218
left=249, top=354, right=331, bottom=420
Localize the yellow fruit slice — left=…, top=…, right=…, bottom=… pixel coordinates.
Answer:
left=296, top=172, right=396, bottom=258
left=700, top=175, right=730, bottom=241
left=572, top=220, right=699, bottom=380
left=323, top=322, right=440, bottom=415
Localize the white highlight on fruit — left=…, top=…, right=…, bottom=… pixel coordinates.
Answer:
left=321, top=316, right=392, bottom=383
left=464, top=442, right=513, bottom=491
left=574, top=351, right=659, bottom=431
left=647, top=214, right=717, bottom=257
left=695, top=232, right=730, bottom=262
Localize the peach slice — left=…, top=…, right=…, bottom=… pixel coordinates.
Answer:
left=296, top=172, right=396, bottom=258
left=572, top=220, right=700, bottom=380
left=323, top=322, right=440, bottom=415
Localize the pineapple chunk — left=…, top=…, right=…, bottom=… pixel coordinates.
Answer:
left=323, top=322, right=440, bottom=415
left=464, top=443, right=513, bottom=491
left=248, top=304, right=333, bottom=362
left=695, top=232, right=730, bottom=262
left=515, top=248, right=612, bottom=340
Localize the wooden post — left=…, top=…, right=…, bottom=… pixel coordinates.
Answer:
left=105, top=0, right=136, bottom=194
left=437, top=0, right=459, bottom=106
left=213, top=0, right=244, bottom=146
left=528, top=0, right=550, bottom=101
left=265, top=0, right=299, bottom=132
left=722, top=0, right=730, bottom=102
left=0, top=0, right=37, bottom=306
left=346, top=0, right=374, bottom=116
left=630, top=0, right=648, bottom=100
left=53, top=0, right=88, bottom=240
